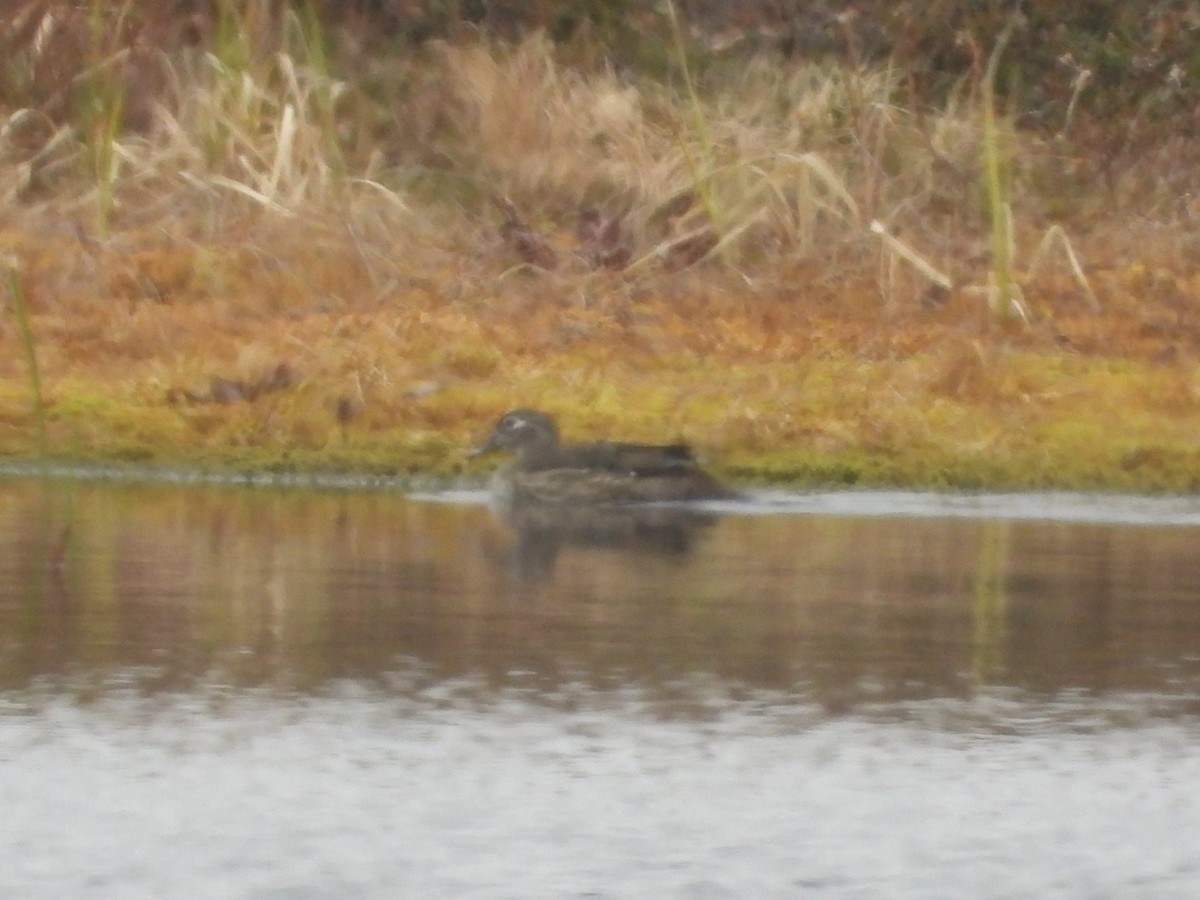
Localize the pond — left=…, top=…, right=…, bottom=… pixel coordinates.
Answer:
left=1, top=478, right=1199, bottom=897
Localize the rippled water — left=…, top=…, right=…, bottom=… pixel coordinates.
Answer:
left=1, top=479, right=1199, bottom=898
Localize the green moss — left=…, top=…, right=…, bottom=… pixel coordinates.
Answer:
left=1, top=345, right=1197, bottom=494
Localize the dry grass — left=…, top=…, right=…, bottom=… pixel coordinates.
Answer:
left=2, top=2, right=1200, bottom=489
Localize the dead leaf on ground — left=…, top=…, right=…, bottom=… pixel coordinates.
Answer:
left=577, top=207, right=632, bottom=270
left=166, top=361, right=298, bottom=406
left=494, top=196, right=557, bottom=269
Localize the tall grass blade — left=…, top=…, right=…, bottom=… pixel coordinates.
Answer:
left=5, top=266, right=48, bottom=460
left=666, top=0, right=721, bottom=236
left=1028, top=224, right=1100, bottom=311
left=870, top=221, right=953, bottom=291
left=981, top=16, right=1021, bottom=319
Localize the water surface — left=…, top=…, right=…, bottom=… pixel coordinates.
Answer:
left=1, top=479, right=1198, bottom=897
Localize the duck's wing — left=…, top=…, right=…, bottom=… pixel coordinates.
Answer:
left=602, top=442, right=697, bottom=475
left=547, top=441, right=696, bottom=475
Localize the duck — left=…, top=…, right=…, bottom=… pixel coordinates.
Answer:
left=469, top=408, right=735, bottom=506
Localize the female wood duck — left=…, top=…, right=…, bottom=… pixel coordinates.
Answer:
left=469, top=408, right=735, bottom=506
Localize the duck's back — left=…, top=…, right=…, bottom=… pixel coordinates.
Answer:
left=521, top=441, right=696, bottom=476
left=504, top=441, right=733, bottom=505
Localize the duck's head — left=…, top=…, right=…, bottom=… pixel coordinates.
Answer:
left=469, top=409, right=560, bottom=459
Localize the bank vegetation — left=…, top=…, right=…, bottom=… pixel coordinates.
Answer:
left=1, top=2, right=1199, bottom=490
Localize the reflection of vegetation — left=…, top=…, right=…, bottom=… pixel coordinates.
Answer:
left=2, top=483, right=1198, bottom=713
left=971, top=521, right=1009, bottom=685
left=6, top=483, right=75, bottom=679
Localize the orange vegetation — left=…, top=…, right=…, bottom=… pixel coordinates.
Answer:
left=2, top=216, right=1200, bottom=491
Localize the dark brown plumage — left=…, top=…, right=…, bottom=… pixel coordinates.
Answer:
left=470, top=409, right=734, bottom=506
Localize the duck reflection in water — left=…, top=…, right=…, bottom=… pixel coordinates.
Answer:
left=469, top=408, right=735, bottom=578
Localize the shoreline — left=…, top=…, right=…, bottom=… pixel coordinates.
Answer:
left=5, top=463, right=1200, bottom=532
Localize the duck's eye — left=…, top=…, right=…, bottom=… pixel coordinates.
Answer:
left=506, top=416, right=530, bottom=432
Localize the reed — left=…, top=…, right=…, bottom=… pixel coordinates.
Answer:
left=980, top=16, right=1024, bottom=321
left=4, top=264, right=48, bottom=459
left=79, top=0, right=137, bottom=238
left=665, top=0, right=720, bottom=239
